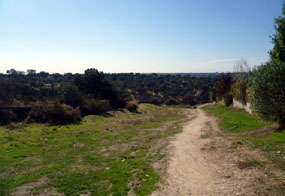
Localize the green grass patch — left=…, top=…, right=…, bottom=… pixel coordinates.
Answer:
left=0, top=104, right=188, bottom=196
left=243, top=132, right=285, bottom=151
left=203, top=104, right=285, bottom=194
left=242, top=131, right=285, bottom=170
left=203, top=104, right=269, bottom=133
left=203, top=104, right=285, bottom=171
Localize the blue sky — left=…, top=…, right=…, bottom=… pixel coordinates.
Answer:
left=0, top=0, right=283, bottom=73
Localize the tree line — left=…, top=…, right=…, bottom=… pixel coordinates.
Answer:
left=106, top=73, right=218, bottom=106
left=0, top=68, right=219, bottom=125
left=0, top=69, right=126, bottom=125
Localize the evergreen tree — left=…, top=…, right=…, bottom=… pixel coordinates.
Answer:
left=250, top=5, right=285, bottom=130
left=269, top=4, right=285, bottom=63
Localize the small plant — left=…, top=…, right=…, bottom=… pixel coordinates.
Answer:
left=200, top=133, right=210, bottom=139
left=81, top=98, right=111, bottom=115
left=0, top=109, right=16, bottom=125
left=126, top=100, right=138, bottom=113
left=237, top=160, right=262, bottom=169
left=223, top=93, right=233, bottom=106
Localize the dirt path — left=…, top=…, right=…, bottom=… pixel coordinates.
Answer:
left=151, top=106, right=268, bottom=196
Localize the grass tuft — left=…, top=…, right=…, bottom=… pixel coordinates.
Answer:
left=237, top=160, right=263, bottom=169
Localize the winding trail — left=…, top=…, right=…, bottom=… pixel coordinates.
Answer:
left=152, top=106, right=263, bottom=196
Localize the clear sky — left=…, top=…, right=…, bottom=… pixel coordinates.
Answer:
left=0, top=0, right=283, bottom=74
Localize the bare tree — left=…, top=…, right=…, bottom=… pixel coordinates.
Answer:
left=233, top=59, right=251, bottom=80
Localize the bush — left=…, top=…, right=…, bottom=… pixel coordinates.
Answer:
left=28, top=101, right=81, bottom=125
left=209, top=90, right=216, bottom=103
left=183, top=92, right=196, bottom=106
left=223, top=93, right=233, bottom=107
left=126, top=100, right=138, bottom=113
left=81, top=99, right=111, bottom=116
left=151, top=98, right=163, bottom=106
left=0, top=109, right=16, bottom=125
left=166, top=98, right=179, bottom=105
left=250, top=62, right=285, bottom=129
left=216, top=74, right=232, bottom=100
left=232, top=80, right=248, bottom=105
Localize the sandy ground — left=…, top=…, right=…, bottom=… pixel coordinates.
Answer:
left=151, top=106, right=273, bottom=196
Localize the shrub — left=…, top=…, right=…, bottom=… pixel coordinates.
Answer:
left=216, top=74, right=232, bottom=100
left=223, top=93, right=233, bottom=107
left=151, top=98, right=163, bottom=106
left=183, top=92, right=196, bottom=106
left=28, top=101, right=81, bottom=125
left=0, top=109, right=16, bottom=125
left=126, top=100, right=138, bottom=113
left=250, top=62, right=285, bottom=129
left=209, top=90, right=216, bottom=103
left=81, top=99, right=111, bottom=116
left=250, top=5, right=285, bottom=129
left=166, top=98, right=179, bottom=105
left=231, top=80, right=248, bottom=105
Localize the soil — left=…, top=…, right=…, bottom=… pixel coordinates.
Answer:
left=151, top=106, right=281, bottom=196
left=12, top=177, right=63, bottom=196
